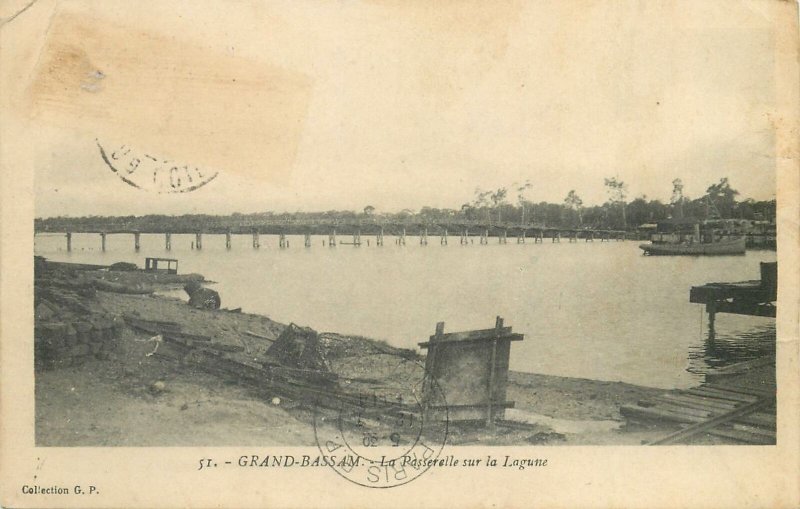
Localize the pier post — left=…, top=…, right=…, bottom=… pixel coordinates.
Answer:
left=165, top=232, right=172, bottom=251
left=486, top=316, right=503, bottom=428
left=354, top=230, right=361, bottom=246
left=304, top=233, right=311, bottom=248
left=252, top=231, right=260, bottom=249
left=461, top=229, right=468, bottom=245
left=279, top=233, right=287, bottom=248
left=400, top=227, right=406, bottom=246
left=441, top=229, right=448, bottom=245
left=377, top=228, right=384, bottom=246
left=225, top=231, right=232, bottom=250
left=195, top=232, right=203, bottom=250
left=100, top=232, right=106, bottom=252
left=134, top=232, right=140, bottom=251
left=66, top=232, right=72, bottom=252
left=329, top=229, right=337, bottom=247
left=707, top=301, right=716, bottom=341
left=420, top=228, right=428, bottom=246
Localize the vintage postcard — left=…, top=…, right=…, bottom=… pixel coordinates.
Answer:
left=1, top=0, right=798, bottom=507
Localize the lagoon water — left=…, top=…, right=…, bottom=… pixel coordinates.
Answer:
left=35, top=233, right=776, bottom=389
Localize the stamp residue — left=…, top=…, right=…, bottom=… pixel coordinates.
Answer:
left=25, top=10, right=312, bottom=185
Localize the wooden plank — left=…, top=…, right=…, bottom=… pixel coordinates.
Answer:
left=712, top=301, right=776, bottom=318
left=731, top=423, right=776, bottom=439
left=663, top=392, right=739, bottom=409
left=166, top=331, right=211, bottom=342
left=707, top=382, right=775, bottom=398
left=621, top=405, right=706, bottom=425
left=645, top=402, right=715, bottom=419
left=686, top=387, right=759, bottom=403
left=650, top=398, right=773, bottom=445
left=706, top=428, right=774, bottom=445
left=426, top=401, right=515, bottom=410
left=425, top=326, right=511, bottom=343
left=418, top=333, right=523, bottom=348
left=734, top=412, right=776, bottom=430
left=704, top=356, right=775, bottom=378
left=202, top=343, right=245, bottom=353
left=244, top=330, right=276, bottom=342
left=656, top=394, right=738, bottom=412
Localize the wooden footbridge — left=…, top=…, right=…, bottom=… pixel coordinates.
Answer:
left=35, top=219, right=628, bottom=252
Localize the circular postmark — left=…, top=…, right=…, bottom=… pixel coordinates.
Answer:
left=313, top=365, right=449, bottom=488
left=97, top=139, right=219, bottom=194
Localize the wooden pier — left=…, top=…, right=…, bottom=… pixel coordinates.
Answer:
left=618, top=263, right=779, bottom=444
left=690, top=262, right=777, bottom=338
left=36, top=217, right=629, bottom=252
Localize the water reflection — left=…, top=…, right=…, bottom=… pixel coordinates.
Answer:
left=687, top=323, right=775, bottom=375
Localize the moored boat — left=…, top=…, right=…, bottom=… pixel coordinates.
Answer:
left=639, top=236, right=745, bottom=255
left=639, top=218, right=746, bottom=256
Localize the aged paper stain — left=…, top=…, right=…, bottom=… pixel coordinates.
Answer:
left=26, top=10, right=312, bottom=183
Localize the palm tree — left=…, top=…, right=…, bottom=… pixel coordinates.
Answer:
left=564, top=190, right=583, bottom=226
left=516, top=180, right=532, bottom=224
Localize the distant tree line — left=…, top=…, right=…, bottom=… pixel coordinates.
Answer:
left=35, top=177, right=775, bottom=232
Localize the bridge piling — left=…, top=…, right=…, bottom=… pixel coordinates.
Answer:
left=252, top=231, right=260, bottom=249
left=517, top=231, right=525, bottom=244
left=399, top=227, right=406, bottom=246
left=134, top=232, right=140, bottom=251
left=100, top=232, right=106, bottom=252
left=420, top=228, right=428, bottom=246
left=354, top=230, right=361, bottom=247
left=460, top=229, right=468, bottom=245
left=480, top=229, right=488, bottom=245
left=226, top=231, right=232, bottom=249
left=500, top=230, right=507, bottom=244
left=329, top=229, right=337, bottom=247
left=304, top=233, right=311, bottom=248
left=165, top=233, right=172, bottom=251
left=195, top=233, right=203, bottom=250
left=441, top=229, right=448, bottom=245
left=279, top=233, right=287, bottom=248
left=66, top=232, right=72, bottom=252
left=377, top=228, right=384, bottom=246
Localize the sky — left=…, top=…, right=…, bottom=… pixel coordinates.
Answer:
left=5, top=0, right=780, bottom=217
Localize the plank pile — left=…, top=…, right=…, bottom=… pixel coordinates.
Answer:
left=621, top=378, right=776, bottom=445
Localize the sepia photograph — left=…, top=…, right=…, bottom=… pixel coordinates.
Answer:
left=2, top=0, right=798, bottom=507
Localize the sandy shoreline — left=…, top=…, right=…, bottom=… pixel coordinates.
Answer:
left=35, top=261, right=677, bottom=446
